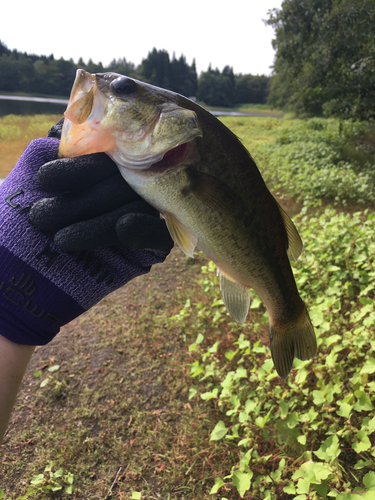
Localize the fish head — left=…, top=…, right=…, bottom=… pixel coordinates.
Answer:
left=59, top=70, right=202, bottom=170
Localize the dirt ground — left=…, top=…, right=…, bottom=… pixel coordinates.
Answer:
left=1, top=248, right=237, bottom=499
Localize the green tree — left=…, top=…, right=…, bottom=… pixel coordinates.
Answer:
left=197, top=66, right=235, bottom=107
left=235, top=74, right=270, bottom=104
left=50, top=58, right=78, bottom=96
left=170, top=54, right=198, bottom=97
left=266, top=0, right=375, bottom=120
left=141, top=48, right=171, bottom=88
left=32, top=60, right=59, bottom=95
left=0, top=55, right=21, bottom=91
left=139, top=49, right=198, bottom=97
left=0, top=40, right=11, bottom=57
left=106, top=57, right=135, bottom=76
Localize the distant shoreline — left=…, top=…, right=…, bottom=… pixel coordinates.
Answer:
left=0, top=95, right=69, bottom=105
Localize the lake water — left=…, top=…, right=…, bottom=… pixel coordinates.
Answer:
left=0, top=95, right=68, bottom=116
left=0, top=95, right=280, bottom=118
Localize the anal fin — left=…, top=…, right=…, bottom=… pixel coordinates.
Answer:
left=218, top=268, right=251, bottom=324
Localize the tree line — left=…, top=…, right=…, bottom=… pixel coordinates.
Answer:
left=266, top=0, right=375, bottom=121
left=0, top=42, right=270, bottom=107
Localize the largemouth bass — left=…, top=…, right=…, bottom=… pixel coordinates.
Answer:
left=59, top=69, right=317, bottom=378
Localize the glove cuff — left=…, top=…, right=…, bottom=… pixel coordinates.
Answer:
left=0, top=247, right=85, bottom=345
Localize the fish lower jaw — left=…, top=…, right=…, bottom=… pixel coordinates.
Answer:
left=109, top=140, right=192, bottom=174
left=108, top=150, right=164, bottom=171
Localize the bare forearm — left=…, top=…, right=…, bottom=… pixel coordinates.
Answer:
left=0, top=335, right=35, bottom=445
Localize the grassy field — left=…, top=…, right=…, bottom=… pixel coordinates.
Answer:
left=0, top=114, right=63, bottom=177
left=1, top=114, right=375, bottom=499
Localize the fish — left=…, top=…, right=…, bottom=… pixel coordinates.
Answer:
left=58, top=69, right=317, bottom=378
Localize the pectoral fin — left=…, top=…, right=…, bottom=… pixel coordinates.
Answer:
left=184, top=167, right=238, bottom=214
left=277, top=202, right=303, bottom=261
left=163, top=213, right=197, bottom=258
left=218, top=268, right=251, bottom=323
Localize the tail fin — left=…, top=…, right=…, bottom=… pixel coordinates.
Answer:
left=269, top=305, right=317, bottom=379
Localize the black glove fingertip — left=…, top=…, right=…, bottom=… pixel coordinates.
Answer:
left=47, top=118, right=64, bottom=139
left=116, top=213, right=174, bottom=253
left=54, top=222, right=120, bottom=252
left=38, top=154, right=119, bottom=193
left=29, top=198, right=63, bottom=232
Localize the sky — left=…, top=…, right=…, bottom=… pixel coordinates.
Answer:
left=2, top=0, right=283, bottom=76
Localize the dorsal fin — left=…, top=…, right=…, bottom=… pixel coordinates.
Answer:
left=218, top=268, right=251, bottom=324
left=277, top=202, right=303, bottom=261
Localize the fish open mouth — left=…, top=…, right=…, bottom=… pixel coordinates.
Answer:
left=149, top=142, right=191, bottom=173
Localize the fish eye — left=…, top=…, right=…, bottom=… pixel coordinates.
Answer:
left=112, top=77, right=137, bottom=96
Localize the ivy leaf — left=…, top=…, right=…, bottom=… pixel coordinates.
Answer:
left=314, top=435, right=341, bottom=461
left=293, top=460, right=332, bottom=483
left=235, top=366, right=247, bottom=379
left=51, top=485, right=62, bottom=492
left=296, top=477, right=311, bottom=495
left=255, top=409, right=272, bottom=429
left=360, top=358, right=375, bottom=375
left=314, top=483, right=328, bottom=499
left=53, top=469, right=64, bottom=478
left=283, top=482, right=296, bottom=495
left=337, top=403, right=353, bottom=418
left=201, top=388, right=219, bottom=401
left=225, top=350, right=237, bottom=360
left=209, top=477, right=225, bottom=494
left=363, top=471, right=375, bottom=491
left=286, top=411, right=299, bottom=429
left=366, top=416, right=375, bottom=433
left=188, top=385, right=198, bottom=400
left=232, top=470, right=252, bottom=498
left=298, top=434, right=307, bottom=445
left=279, top=400, right=288, bottom=419
left=312, top=390, right=324, bottom=406
left=353, top=391, right=374, bottom=412
left=196, top=333, right=204, bottom=345
left=352, top=431, right=371, bottom=453
left=245, top=399, right=257, bottom=414
left=65, top=484, right=74, bottom=494
left=210, top=421, right=228, bottom=441
left=48, top=364, right=60, bottom=372
left=30, top=474, right=44, bottom=485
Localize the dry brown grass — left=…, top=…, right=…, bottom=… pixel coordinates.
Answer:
left=0, top=114, right=63, bottom=178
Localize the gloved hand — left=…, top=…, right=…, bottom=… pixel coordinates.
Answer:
left=0, top=138, right=170, bottom=346
left=29, top=119, right=173, bottom=253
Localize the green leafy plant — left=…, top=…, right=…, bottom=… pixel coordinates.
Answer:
left=255, top=118, right=375, bottom=205
left=174, top=204, right=375, bottom=498
left=0, top=462, right=73, bottom=499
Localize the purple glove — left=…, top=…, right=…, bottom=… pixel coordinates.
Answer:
left=0, top=138, right=167, bottom=346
